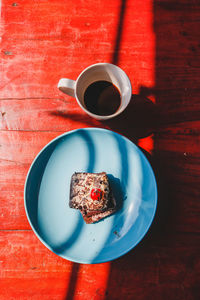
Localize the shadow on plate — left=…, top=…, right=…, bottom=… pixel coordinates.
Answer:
left=107, top=174, right=126, bottom=212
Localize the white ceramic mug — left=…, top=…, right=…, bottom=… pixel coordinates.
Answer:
left=57, top=63, right=132, bottom=120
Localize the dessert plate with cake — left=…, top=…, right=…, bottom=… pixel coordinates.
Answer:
left=24, top=128, right=157, bottom=263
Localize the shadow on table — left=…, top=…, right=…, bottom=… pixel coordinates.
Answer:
left=103, top=93, right=156, bottom=142
left=102, top=0, right=200, bottom=299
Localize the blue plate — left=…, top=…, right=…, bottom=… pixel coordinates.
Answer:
left=24, top=128, right=157, bottom=264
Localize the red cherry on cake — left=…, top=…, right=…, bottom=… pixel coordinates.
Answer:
left=91, top=188, right=102, bottom=201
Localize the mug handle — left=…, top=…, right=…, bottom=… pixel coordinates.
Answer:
left=57, top=78, right=76, bottom=97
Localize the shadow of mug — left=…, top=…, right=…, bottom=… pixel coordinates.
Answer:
left=107, top=174, right=127, bottom=211
left=103, top=93, right=157, bottom=143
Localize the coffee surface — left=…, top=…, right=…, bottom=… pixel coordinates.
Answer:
left=84, top=80, right=121, bottom=116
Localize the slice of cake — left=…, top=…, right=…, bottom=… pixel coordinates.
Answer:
left=69, top=172, right=116, bottom=223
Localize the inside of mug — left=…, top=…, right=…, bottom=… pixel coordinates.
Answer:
left=76, top=64, right=131, bottom=115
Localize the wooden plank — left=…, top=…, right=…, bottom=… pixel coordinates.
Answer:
left=1, top=98, right=200, bottom=132
left=0, top=124, right=199, bottom=170
left=154, top=121, right=200, bottom=154
left=0, top=231, right=199, bottom=299
left=0, top=98, right=102, bottom=131
left=1, top=0, right=121, bottom=40
left=1, top=0, right=153, bottom=41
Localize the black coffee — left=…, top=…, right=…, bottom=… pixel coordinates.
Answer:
left=84, top=80, right=121, bottom=116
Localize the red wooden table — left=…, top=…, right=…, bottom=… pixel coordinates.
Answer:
left=1, top=0, right=200, bottom=299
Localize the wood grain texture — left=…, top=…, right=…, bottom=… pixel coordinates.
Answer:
left=1, top=0, right=200, bottom=299
left=0, top=231, right=199, bottom=300
left=0, top=0, right=154, bottom=99
left=0, top=232, right=110, bottom=300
